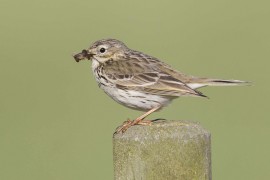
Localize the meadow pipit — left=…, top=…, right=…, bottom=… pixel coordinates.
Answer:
left=73, top=39, right=247, bottom=133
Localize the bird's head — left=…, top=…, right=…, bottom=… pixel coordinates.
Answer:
left=73, top=39, right=128, bottom=63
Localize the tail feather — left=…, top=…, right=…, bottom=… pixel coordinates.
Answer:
left=187, top=79, right=250, bottom=89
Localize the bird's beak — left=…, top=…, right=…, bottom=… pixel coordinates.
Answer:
left=73, top=49, right=95, bottom=62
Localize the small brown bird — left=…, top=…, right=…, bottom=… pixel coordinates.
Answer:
left=73, top=39, right=247, bottom=133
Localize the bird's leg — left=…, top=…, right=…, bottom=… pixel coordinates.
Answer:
left=115, top=106, right=161, bottom=134
left=131, top=106, right=161, bottom=126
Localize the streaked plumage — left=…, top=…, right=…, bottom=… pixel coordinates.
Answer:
left=73, top=39, right=248, bottom=133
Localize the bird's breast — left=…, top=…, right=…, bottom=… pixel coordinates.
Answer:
left=90, top=59, right=173, bottom=111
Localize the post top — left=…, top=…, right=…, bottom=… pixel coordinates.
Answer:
left=113, top=120, right=210, bottom=142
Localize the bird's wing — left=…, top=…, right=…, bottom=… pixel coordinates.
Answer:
left=102, top=57, right=206, bottom=97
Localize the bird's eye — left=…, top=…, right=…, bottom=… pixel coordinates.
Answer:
left=99, top=47, right=106, bottom=53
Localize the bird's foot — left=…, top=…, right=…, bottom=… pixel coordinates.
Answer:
left=114, top=119, right=152, bottom=134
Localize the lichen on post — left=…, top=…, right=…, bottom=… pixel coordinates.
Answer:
left=113, top=120, right=211, bottom=180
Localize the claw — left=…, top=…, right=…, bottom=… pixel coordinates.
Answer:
left=114, top=119, right=153, bottom=134
left=114, top=119, right=133, bottom=134
left=114, top=106, right=161, bottom=134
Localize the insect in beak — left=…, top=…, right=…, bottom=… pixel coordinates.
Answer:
left=73, top=49, right=95, bottom=62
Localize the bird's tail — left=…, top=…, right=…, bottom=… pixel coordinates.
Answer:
left=187, top=78, right=250, bottom=89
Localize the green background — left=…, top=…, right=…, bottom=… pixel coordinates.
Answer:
left=0, top=0, right=269, bottom=179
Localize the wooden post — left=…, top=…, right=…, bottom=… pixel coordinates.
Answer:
left=113, top=120, right=211, bottom=180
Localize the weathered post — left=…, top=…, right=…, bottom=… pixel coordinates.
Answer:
left=113, top=120, right=211, bottom=180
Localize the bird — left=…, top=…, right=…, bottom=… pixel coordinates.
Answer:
left=73, top=38, right=248, bottom=133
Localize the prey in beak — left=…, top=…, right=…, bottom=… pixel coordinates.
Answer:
left=73, top=49, right=93, bottom=62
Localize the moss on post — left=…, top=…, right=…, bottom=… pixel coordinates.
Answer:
left=113, top=120, right=211, bottom=180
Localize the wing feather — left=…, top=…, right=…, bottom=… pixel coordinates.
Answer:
left=102, top=55, right=206, bottom=97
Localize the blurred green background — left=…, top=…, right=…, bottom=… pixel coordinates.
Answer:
left=0, top=0, right=269, bottom=179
